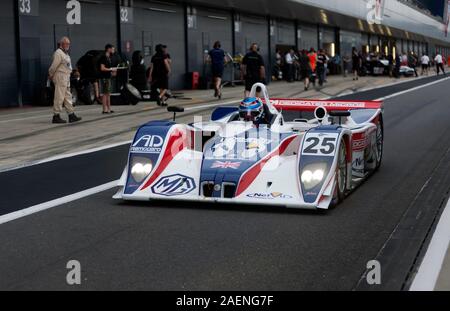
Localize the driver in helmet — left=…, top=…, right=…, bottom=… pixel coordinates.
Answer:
left=239, top=97, right=272, bottom=126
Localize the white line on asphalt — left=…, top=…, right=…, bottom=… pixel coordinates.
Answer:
left=0, top=180, right=118, bottom=225
left=184, top=99, right=237, bottom=111
left=357, top=73, right=434, bottom=93
left=410, top=196, right=450, bottom=291
left=0, top=140, right=133, bottom=173
left=375, top=76, right=450, bottom=101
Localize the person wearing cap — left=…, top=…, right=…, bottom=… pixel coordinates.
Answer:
left=98, top=44, right=117, bottom=114
left=148, top=44, right=171, bottom=106
left=48, top=36, right=82, bottom=124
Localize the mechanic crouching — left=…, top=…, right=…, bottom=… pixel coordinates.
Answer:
left=48, top=37, right=82, bottom=124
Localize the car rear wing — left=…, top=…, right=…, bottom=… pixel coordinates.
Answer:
left=270, top=99, right=383, bottom=112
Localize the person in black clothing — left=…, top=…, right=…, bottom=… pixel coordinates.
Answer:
left=387, top=53, right=394, bottom=77
left=148, top=44, right=171, bottom=106
left=394, top=53, right=401, bottom=78
left=352, top=47, right=361, bottom=80
left=241, top=43, right=266, bottom=97
left=130, top=50, right=148, bottom=93
left=299, top=49, right=312, bottom=91
left=98, top=44, right=117, bottom=114
left=316, top=49, right=327, bottom=87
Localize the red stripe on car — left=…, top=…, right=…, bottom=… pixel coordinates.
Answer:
left=140, top=129, right=185, bottom=191
left=235, top=135, right=296, bottom=197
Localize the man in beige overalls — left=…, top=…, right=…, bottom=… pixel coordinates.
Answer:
left=48, top=37, right=82, bottom=124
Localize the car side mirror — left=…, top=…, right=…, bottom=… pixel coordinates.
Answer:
left=167, top=106, right=185, bottom=121
left=329, top=110, right=351, bottom=125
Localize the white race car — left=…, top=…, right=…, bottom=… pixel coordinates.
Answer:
left=114, top=84, right=383, bottom=210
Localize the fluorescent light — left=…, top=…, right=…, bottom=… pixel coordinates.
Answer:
left=207, top=15, right=227, bottom=20
left=147, top=7, right=176, bottom=13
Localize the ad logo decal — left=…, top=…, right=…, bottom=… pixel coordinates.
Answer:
left=131, top=135, right=165, bottom=154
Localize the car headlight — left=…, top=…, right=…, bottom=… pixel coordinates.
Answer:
left=131, top=157, right=154, bottom=182
left=301, top=163, right=327, bottom=190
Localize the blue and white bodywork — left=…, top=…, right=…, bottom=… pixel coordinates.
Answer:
left=114, top=84, right=384, bottom=210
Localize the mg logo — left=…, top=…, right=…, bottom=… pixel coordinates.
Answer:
left=151, top=174, right=196, bottom=197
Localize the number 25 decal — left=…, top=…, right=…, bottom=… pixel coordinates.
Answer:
left=302, top=133, right=339, bottom=156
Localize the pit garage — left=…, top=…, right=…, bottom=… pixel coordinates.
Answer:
left=131, top=0, right=186, bottom=89
left=18, top=0, right=117, bottom=104
left=234, top=13, right=270, bottom=79
left=0, top=0, right=18, bottom=107
left=187, top=6, right=233, bottom=86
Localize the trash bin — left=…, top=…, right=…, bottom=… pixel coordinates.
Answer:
left=186, top=72, right=200, bottom=90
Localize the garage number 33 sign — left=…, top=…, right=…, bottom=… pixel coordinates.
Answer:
left=18, top=0, right=81, bottom=25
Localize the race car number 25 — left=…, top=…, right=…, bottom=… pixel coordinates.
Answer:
left=301, top=132, right=339, bottom=156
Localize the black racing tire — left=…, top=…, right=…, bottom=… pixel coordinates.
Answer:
left=80, top=83, right=96, bottom=105
left=70, top=87, right=79, bottom=106
left=375, top=117, right=384, bottom=170
left=121, top=83, right=142, bottom=106
left=331, top=139, right=348, bottom=207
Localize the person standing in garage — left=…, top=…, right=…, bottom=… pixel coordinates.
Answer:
left=148, top=44, right=171, bottom=106
left=208, top=41, right=226, bottom=99
left=241, top=43, right=266, bottom=97
left=48, top=37, right=82, bottom=124
left=98, top=44, right=117, bottom=114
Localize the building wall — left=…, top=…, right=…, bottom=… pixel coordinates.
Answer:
left=3, top=0, right=450, bottom=108
left=131, top=1, right=186, bottom=89
left=18, top=0, right=117, bottom=105
left=187, top=6, right=233, bottom=81
left=0, top=1, right=18, bottom=108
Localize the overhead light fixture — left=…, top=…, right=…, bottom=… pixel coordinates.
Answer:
left=207, top=15, right=227, bottom=20
left=148, top=7, right=176, bottom=13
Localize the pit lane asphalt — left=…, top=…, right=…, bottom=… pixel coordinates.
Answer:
left=1, top=75, right=450, bottom=290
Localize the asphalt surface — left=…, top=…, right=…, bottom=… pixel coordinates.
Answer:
left=1, top=76, right=450, bottom=290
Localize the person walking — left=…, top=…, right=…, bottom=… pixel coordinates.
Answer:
left=241, top=43, right=265, bottom=97
left=148, top=44, right=171, bottom=106
left=299, top=49, right=311, bottom=91
left=208, top=41, right=226, bottom=99
left=420, top=53, right=430, bottom=76
left=307, top=48, right=317, bottom=86
left=98, top=44, right=117, bottom=114
left=352, top=47, right=361, bottom=81
left=48, top=37, right=82, bottom=124
left=435, top=52, right=446, bottom=76
left=316, top=49, right=327, bottom=87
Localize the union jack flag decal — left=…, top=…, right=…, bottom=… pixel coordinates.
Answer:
left=211, top=161, right=242, bottom=169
